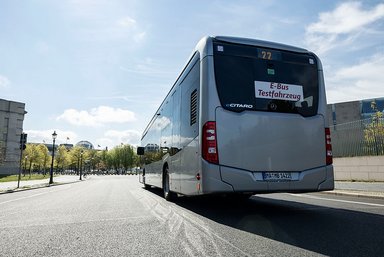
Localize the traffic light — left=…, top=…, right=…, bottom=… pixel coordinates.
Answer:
left=20, top=133, right=27, bottom=150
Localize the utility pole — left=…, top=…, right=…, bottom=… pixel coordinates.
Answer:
left=17, top=133, right=27, bottom=188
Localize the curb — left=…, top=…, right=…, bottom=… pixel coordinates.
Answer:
left=0, top=179, right=85, bottom=195
left=322, top=190, right=384, bottom=200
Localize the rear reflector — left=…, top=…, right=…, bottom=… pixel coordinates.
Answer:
left=325, top=128, right=333, bottom=165
left=202, top=121, right=219, bottom=164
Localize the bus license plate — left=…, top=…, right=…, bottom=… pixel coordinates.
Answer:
left=263, top=172, right=292, bottom=181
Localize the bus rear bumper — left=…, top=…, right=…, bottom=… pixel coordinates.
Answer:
left=219, top=165, right=334, bottom=193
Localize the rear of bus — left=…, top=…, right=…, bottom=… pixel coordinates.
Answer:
left=200, top=36, right=334, bottom=194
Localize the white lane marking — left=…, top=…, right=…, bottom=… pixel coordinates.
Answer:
left=290, top=194, right=384, bottom=207
left=0, top=186, right=70, bottom=206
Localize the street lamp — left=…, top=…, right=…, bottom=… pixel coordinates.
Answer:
left=49, top=131, right=57, bottom=184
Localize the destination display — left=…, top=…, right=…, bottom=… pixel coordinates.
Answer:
left=255, top=81, right=304, bottom=102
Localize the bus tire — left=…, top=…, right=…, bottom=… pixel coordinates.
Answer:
left=163, top=166, right=176, bottom=201
left=143, top=169, right=150, bottom=189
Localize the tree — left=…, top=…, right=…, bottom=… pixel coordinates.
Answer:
left=56, top=145, right=69, bottom=173
left=68, top=146, right=85, bottom=175
left=87, top=149, right=99, bottom=173
left=107, top=147, right=121, bottom=173
left=36, top=144, right=50, bottom=176
left=96, top=149, right=108, bottom=172
left=23, top=144, right=43, bottom=177
left=121, top=144, right=135, bottom=173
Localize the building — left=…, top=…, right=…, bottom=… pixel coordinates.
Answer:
left=0, top=99, right=27, bottom=175
left=327, top=97, right=384, bottom=126
left=76, top=140, right=94, bottom=150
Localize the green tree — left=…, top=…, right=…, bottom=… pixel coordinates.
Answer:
left=107, top=147, right=121, bottom=173
left=56, top=145, right=70, bottom=173
left=121, top=144, right=135, bottom=173
left=95, top=149, right=108, bottom=172
left=69, top=146, right=85, bottom=175
left=86, top=149, right=99, bottom=173
left=23, top=144, right=43, bottom=178
left=36, top=144, right=50, bottom=176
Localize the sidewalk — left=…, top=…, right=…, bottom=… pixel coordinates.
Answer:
left=329, top=181, right=384, bottom=199
left=0, top=175, right=82, bottom=194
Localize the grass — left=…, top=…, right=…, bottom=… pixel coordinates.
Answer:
left=0, top=174, right=56, bottom=183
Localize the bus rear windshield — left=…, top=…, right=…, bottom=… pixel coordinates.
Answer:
left=213, top=41, right=319, bottom=117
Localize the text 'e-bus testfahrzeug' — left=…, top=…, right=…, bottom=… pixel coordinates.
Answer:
left=137, top=36, right=334, bottom=201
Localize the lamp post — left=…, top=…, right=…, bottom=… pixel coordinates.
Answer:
left=49, top=131, right=57, bottom=184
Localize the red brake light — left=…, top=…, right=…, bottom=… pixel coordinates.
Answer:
left=325, top=128, right=333, bottom=165
left=202, top=121, right=219, bottom=164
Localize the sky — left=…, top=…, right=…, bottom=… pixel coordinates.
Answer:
left=1, top=0, right=384, bottom=149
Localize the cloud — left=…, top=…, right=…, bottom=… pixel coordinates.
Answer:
left=63, top=1, right=146, bottom=45
left=103, top=129, right=141, bottom=146
left=326, top=53, right=384, bottom=103
left=305, top=2, right=384, bottom=54
left=24, top=129, right=78, bottom=145
left=24, top=128, right=141, bottom=149
left=117, top=16, right=137, bottom=28
left=0, top=75, right=10, bottom=89
left=119, top=57, right=175, bottom=77
left=114, top=16, right=146, bottom=43
left=57, top=106, right=136, bottom=127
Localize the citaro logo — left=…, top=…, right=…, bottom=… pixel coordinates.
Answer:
left=226, top=103, right=253, bottom=109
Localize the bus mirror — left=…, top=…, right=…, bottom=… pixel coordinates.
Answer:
left=137, top=147, right=145, bottom=155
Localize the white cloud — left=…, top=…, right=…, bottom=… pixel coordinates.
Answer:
left=103, top=129, right=141, bottom=146
left=0, top=75, right=10, bottom=89
left=308, top=2, right=384, bottom=34
left=326, top=53, right=384, bottom=103
left=114, top=16, right=146, bottom=43
left=24, top=129, right=78, bottom=145
left=134, top=31, right=146, bottom=43
left=306, top=2, right=384, bottom=54
left=63, top=1, right=146, bottom=45
left=56, top=106, right=136, bottom=127
left=117, top=16, right=137, bottom=28
left=119, top=58, right=175, bottom=77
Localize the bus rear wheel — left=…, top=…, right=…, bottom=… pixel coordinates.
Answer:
left=163, top=166, right=176, bottom=201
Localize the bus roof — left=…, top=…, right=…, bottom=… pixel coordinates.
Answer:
left=204, top=36, right=310, bottom=54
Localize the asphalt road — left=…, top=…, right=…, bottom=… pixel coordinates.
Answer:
left=0, top=176, right=383, bottom=257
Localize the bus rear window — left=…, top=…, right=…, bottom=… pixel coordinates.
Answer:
left=213, top=42, right=319, bottom=117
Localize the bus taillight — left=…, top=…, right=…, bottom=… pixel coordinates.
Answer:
left=325, top=128, right=333, bottom=165
left=202, top=121, right=219, bottom=164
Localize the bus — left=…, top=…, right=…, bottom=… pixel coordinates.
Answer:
left=137, top=36, right=334, bottom=201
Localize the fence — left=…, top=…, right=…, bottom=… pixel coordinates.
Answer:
left=330, top=118, right=384, bottom=157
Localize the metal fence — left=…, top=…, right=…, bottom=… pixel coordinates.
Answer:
left=330, top=118, right=384, bottom=157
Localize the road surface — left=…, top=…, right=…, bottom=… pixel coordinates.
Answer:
left=1, top=175, right=383, bottom=257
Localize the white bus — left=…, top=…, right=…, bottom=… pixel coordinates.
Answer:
left=137, top=36, right=334, bottom=201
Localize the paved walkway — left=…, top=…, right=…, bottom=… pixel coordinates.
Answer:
left=0, top=175, right=81, bottom=193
